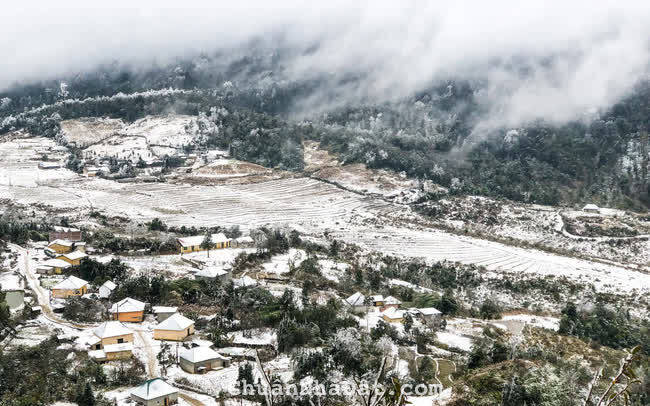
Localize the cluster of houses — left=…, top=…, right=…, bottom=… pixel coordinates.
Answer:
left=346, top=292, right=442, bottom=326
left=37, top=227, right=89, bottom=276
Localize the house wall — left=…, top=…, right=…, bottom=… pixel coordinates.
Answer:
left=106, top=350, right=132, bottom=361
left=51, top=285, right=87, bottom=299
left=100, top=333, right=134, bottom=347
left=179, top=241, right=231, bottom=254
left=58, top=256, right=82, bottom=266
left=179, top=357, right=226, bottom=374
left=3, top=290, right=24, bottom=309
left=131, top=393, right=178, bottom=406
left=382, top=315, right=404, bottom=323
left=49, top=244, right=72, bottom=254
left=49, top=231, right=82, bottom=242
left=153, top=325, right=195, bottom=341
left=112, top=311, right=144, bottom=322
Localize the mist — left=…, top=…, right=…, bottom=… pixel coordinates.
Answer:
left=3, top=0, right=650, bottom=128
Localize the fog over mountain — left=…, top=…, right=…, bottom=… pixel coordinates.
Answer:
left=3, top=1, right=649, bottom=128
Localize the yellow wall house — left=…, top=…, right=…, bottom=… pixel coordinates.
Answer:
left=47, top=239, right=74, bottom=254
left=88, top=321, right=134, bottom=362
left=153, top=313, right=195, bottom=341
left=51, top=275, right=88, bottom=299
left=40, top=259, right=72, bottom=275
left=177, top=233, right=231, bottom=254
left=109, top=297, right=146, bottom=322
left=56, top=250, right=88, bottom=266
left=381, top=307, right=405, bottom=323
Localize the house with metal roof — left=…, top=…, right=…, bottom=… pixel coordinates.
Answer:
left=179, top=346, right=231, bottom=374
left=88, top=321, right=134, bottom=361
left=51, top=276, right=88, bottom=299
left=153, top=313, right=195, bottom=341
left=109, top=297, right=146, bottom=322
left=99, top=280, right=116, bottom=299
left=130, top=378, right=178, bottom=406
left=177, top=233, right=231, bottom=254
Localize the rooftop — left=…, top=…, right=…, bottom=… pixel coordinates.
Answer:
left=177, top=233, right=231, bottom=248
left=93, top=321, right=133, bottom=339
left=155, top=313, right=194, bottom=331
left=180, top=346, right=229, bottom=363
left=109, top=297, right=146, bottom=313
left=52, top=275, right=88, bottom=290
left=131, top=378, right=178, bottom=400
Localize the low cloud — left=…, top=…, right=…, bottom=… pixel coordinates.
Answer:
left=2, top=0, right=649, bottom=128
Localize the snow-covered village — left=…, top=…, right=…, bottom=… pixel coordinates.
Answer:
left=1, top=3, right=650, bottom=406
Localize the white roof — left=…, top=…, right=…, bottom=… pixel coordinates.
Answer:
left=177, top=233, right=231, bottom=248
left=131, top=378, right=178, bottom=400
left=93, top=321, right=132, bottom=339
left=43, top=259, right=71, bottom=268
left=371, top=295, right=384, bottom=302
left=180, top=346, right=229, bottom=363
left=383, top=296, right=402, bottom=305
left=415, top=307, right=442, bottom=316
left=57, top=251, right=88, bottom=261
left=49, top=239, right=73, bottom=247
left=88, top=349, right=106, bottom=359
left=196, top=268, right=228, bottom=278
left=583, top=204, right=599, bottom=210
left=155, top=313, right=194, bottom=331
left=53, top=226, right=80, bottom=232
left=52, top=275, right=88, bottom=290
left=110, top=297, right=146, bottom=313
left=101, top=280, right=117, bottom=290
left=382, top=307, right=405, bottom=319
left=236, top=236, right=254, bottom=243
left=346, top=291, right=366, bottom=306
left=153, top=306, right=177, bottom=314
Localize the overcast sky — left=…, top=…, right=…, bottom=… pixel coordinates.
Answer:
left=2, top=1, right=649, bottom=126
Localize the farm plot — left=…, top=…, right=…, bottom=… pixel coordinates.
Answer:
left=0, top=135, right=73, bottom=188
left=332, top=225, right=650, bottom=297
left=13, top=176, right=392, bottom=231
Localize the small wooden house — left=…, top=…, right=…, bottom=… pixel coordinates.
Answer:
left=177, top=233, right=231, bottom=254
left=371, top=295, right=384, bottom=307
left=99, top=281, right=116, bottom=299
left=153, top=313, right=195, bottom=341
left=88, top=321, right=134, bottom=361
left=130, top=378, right=178, bottom=406
left=56, top=250, right=88, bottom=266
left=195, top=267, right=230, bottom=283
left=380, top=296, right=402, bottom=312
left=47, top=239, right=75, bottom=254
left=583, top=204, right=600, bottom=213
left=40, top=259, right=72, bottom=274
left=51, top=276, right=88, bottom=299
left=345, top=291, right=368, bottom=312
left=381, top=307, right=405, bottom=323
left=412, top=307, right=443, bottom=326
left=109, top=297, right=146, bottom=322
left=179, top=346, right=231, bottom=374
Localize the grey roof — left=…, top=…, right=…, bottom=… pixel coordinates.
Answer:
left=155, top=313, right=194, bottom=331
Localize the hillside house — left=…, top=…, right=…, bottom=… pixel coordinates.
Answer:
left=380, top=296, right=402, bottom=312
left=49, top=226, right=82, bottom=242
left=345, top=291, right=368, bottom=312
left=38, top=162, right=62, bottom=170
left=179, top=346, right=231, bottom=374
left=381, top=307, right=405, bottom=323
left=56, top=251, right=88, bottom=266
left=371, top=295, right=384, bottom=307
left=153, top=313, right=195, bottom=341
left=51, top=276, right=88, bottom=299
left=88, top=321, right=134, bottom=361
left=195, top=267, right=230, bottom=282
left=412, top=307, right=442, bottom=326
left=177, top=233, right=231, bottom=254
left=99, top=280, right=116, bottom=299
left=152, top=306, right=177, bottom=322
left=232, top=236, right=255, bottom=248
left=38, top=258, right=72, bottom=274
left=583, top=204, right=600, bottom=213
left=47, top=239, right=86, bottom=255
left=0, top=272, right=24, bottom=310
left=130, top=378, right=178, bottom=406
left=110, top=297, right=146, bottom=322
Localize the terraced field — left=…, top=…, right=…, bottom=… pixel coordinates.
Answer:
left=333, top=226, right=650, bottom=296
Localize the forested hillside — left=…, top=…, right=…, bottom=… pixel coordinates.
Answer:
left=1, top=51, right=648, bottom=209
